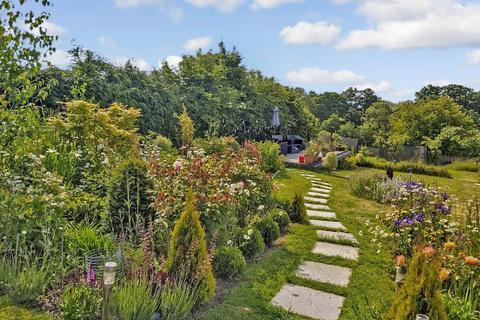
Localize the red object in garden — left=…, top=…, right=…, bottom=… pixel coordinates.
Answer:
left=299, top=155, right=305, bottom=163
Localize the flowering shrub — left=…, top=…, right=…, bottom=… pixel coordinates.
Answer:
left=151, top=142, right=273, bottom=246
left=368, top=180, right=456, bottom=257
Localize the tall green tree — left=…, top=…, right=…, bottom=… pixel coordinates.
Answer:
left=1, top=0, right=58, bottom=107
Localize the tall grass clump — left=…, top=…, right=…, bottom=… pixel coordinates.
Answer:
left=160, top=275, right=199, bottom=320
left=109, top=279, right=160, bottom=320
left=358, top=156, right=452, bottom=178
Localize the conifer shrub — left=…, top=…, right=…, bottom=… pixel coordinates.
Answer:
left=323, top=152, right=338, bottom=173
left=165, top=191, right=216, bottom=303
left=236, top=227, right=265, bottom=259
left=212, top=246, right=246, bottom=279
left=384, top=250, right=448, bottom=320
left=269, top=208, right=290, bottom=234
left=255, top=216, right=280, bottom=246
left=108, top=158, right=154, bottom=241
left=289, top=192, right=308, bottom=224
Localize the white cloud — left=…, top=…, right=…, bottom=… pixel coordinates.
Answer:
left=98, top=36, right=118, bottom=49
left=29, top=21, right=66, bottom=37
left=467, top=49, right=480, bottom=64
left=45, top=49, right=72, bottom=68
left=184, top=36, right=212, bottom=51
left=337, top=0, right=480, bottom=50
left=160, top=55, right=183, bottom=68
left=286, top=67, right=365, bottom=85
left=186, top=0, right=244, bottom=12
left=252, top=0, right=303, bottom=10
left=280, top=21, right=341, bottom=45
left=114, top=57, right=150, bottom=71
left=113, top=0, right=183, bottom=21
left=354, top=80, right=391, bottom=93
left=423, top=79, right=451, bottom=87
left=392, top=89, right=413, bottom=98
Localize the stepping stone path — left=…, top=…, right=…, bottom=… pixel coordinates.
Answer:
left=307, top=210, right=336, bottom=219
left=271, top=172, right=359, bottom=320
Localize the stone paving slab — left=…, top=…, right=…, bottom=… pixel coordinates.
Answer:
left=301, top=174, right=316, bottom=178
left=312, top=182, right=332, bottom=189
left=310, top=220, right=347, bottom=231
left=271, top=283, right=345, bottom=320
left=307, top=191, right=329, bottom=198
left=305, top=203, right=331, bottom=211
left=311, top=187, right=331, bottom=193
left=312, top=242, right=359, bottom=260
left=296, top=261, right=352, bottom=287
left=310, top=178, right=330, bottom=185
left=304, top=196, right=328, bottom=204
left=307, top=210, right=336, bottom=219
left=317, top=230, right=357, bottom=244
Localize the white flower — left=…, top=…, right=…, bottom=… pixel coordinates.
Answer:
left=247, top=229, right=253, bottom=235
left=258, top=205, right=265, bottom=211
left=244, top=235, right=250, bottom=240
left=21, top=230, right=27, bottom=235
left=359, top=231, right=363, bottom=236
left=365, top=220, right=370, bottom=226
left=227, top=240, right=232, bottom=245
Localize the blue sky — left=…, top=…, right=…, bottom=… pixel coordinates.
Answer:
left=45, top=0, right=480, bottom=101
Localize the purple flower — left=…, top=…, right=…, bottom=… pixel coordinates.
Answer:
left=86, top=265, right=96, bottom=285
left=441, top=192, right=449, bottom=201
left=405, top=217, right=415, bottom=225
left=394, top=219, right=402, bottom=227
left=414, top=213, right=425, bottom=222
left=435, top=203, right=452, bottom=215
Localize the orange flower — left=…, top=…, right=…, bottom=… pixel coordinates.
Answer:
left=423, top=246, right=436, bottom=258
left=396, top=255, right=406, bottom=267
left=464, top=256, right=479, bottom=266
left=439, top=268, right=451, bottom=282
left=443, top=242, right=457, bottom=251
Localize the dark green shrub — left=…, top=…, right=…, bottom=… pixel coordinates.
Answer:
left=256, top=141, right=284, bottom=173
left=384, top=251, right=448, bottom=320
left=110, top=279, right=160, bottom=320
left=269, top=208, right=290, bottom=234
left=193, top=137, right=239, bottom=155
left=289, top=192, right=308, bottom=224
left=160, top=275, right=199, bottom=320
left=212, top=246, right=247, bottom=279
left=108, top=158, right=155, bottom=241
left=166, top=191, right=216, bottom=303
left=255, top=217, right=280, bottom=246
left=60, top=283, right=102, bottom=320
left=237, top=227, right=265, bottom=259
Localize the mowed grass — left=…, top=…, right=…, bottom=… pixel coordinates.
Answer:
left=198, top=168, right=396, bottom=319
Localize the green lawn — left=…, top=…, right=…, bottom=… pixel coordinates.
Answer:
left=198, top=168, right=396, bottom=319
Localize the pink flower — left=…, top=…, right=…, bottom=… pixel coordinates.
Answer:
left=173, top=160, right=182, bottom=170
left=86, top=265, right=96, bottom=285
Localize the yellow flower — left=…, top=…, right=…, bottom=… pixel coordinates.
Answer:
left=439, top=268, right=450, bottom=282
left=443, top=242, right=457, bottom=251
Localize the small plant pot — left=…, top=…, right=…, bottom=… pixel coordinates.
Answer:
left=304, top=155, right=318, bottom=164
